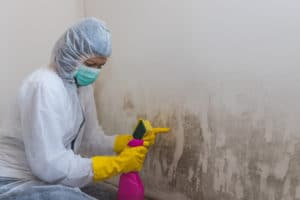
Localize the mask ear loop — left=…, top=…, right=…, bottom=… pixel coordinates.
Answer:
left=72, top=54, right=90, bottom=77
left=74, top=51, right=101, bottom=79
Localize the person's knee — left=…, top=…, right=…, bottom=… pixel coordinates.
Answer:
left=1, top=185, right=94, bottom=200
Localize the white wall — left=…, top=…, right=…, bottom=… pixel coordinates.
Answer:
left=2, top=0, right=300, bottom=199
left=0, top=0, right=84, bottom=124
left=85, top=0, right=300, bottom=200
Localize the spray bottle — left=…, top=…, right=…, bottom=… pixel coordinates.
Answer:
left=117, top=119, right=170, bottom=200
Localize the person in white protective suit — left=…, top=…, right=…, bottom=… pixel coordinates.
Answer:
left=0, top=17, right=157, bottom=200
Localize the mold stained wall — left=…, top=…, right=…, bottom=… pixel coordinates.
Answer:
left=85, top=0, right=300, bottom=199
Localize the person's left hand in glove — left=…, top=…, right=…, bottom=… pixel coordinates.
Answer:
left=114, top=134, right=133, bottom=154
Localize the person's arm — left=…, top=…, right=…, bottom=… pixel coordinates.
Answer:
left=19, top=82, right=93, bottom=187
left=78, top=86, right=166, bottom=156
left=78, top=86, right=116, bottom=156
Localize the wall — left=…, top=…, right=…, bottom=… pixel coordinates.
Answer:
left=86, top=0, right=300, bottom=200
left=0, top=0, right=84, bottom=124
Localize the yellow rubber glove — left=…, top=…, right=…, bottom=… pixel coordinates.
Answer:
left=92, top=146, right=148, bottom=182
left=143, top=128, right=170, bottom=146
left=114, top=134, right=133, bottom=154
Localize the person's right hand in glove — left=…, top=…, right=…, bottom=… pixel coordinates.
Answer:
left=113, top=127, right=170, bottom=154
left=92, top=144, right=148, bottom=182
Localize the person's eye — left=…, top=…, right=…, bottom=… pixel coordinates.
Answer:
left=97, top=64, right=104, bottom=69
left=86, top=62, right=96, bottom=67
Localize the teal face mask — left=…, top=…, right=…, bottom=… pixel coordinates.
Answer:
left=74, top=65, right=101, bottom=86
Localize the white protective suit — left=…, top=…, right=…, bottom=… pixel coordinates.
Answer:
left=0, top=17, right=116, bottom=189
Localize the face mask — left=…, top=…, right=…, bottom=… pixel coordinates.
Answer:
left=74, top=65, right=101, bottom=86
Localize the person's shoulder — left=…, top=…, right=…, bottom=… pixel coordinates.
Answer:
left=24, top=67, right=61, bottom=86
left=19, top=67, right=65, bottom=97
left=17, top=67, right=68, bottom=110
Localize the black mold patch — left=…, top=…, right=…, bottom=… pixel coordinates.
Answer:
left=122, top=94, right=135, bottom=111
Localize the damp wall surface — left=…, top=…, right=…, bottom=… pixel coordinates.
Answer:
left=86, top=0, right=300, bottom=199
